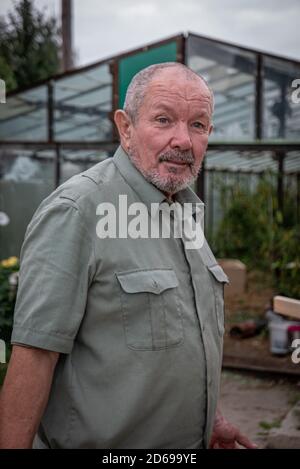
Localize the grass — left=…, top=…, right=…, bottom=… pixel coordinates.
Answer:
left=259, top=419, right=282, bottom=431
left=288, top=393, right=300, bottom=407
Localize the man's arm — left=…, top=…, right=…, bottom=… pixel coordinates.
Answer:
left=209, top=406, right=258, bottom=449
left=0, top=344, right=59, bottom=448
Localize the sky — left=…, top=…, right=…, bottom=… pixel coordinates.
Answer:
left=0, top=0, right=300, bottom=68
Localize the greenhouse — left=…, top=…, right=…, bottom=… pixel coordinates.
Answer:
left=0, top=32, right=300, bottom=263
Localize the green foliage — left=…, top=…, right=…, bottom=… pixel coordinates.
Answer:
left=0, top=259, right=18, bottom=384
left=0, top=257, right=19, bottom=344
left=272, top=227, right=300, bottom=299
left=259, top=419, right=281, bottom=430
left=0, top=348, right=11, bottom=386
left=0, top=0, right=61, bottom=92
left=213, top=175, right=300, bottom=299
left=0, top=364, right=8, bottom=387
left=0, top=54, right=17, bottom=91
left=214, top=175, right=276, bottom=270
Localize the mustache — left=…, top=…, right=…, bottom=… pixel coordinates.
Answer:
left=158, top=150, right=195, bottom=165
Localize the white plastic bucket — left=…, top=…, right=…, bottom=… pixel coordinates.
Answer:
left=269, top=320, right=300, bottom=355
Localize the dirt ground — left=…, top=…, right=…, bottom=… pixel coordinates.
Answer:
left=219, top=369, right=300, bottom=448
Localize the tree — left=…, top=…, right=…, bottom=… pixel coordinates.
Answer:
left=0, top=0, right=61, bottom=92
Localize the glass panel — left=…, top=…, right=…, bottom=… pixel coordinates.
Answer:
left=205, top=149, right=278, bottom=173
left=0, top=86, right=48, bottom=141
left=60, top=149, right=112, bottom=183
left=54, top=63, right=112, bottom=141
left=283, top=152, right=300, bottom=227
left=204, top=150, right=278, bottom=241
left=0, top=149, right=55, bottom=260
left=187, top=35, right=256, bottom=142
left=263, top=57, right=300, bottom=141
left=203, top=149, right=300, bottom=244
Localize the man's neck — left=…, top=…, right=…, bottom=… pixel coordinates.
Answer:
left=163, top=192, right=175, bottom=204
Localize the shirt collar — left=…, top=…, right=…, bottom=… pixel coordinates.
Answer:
left=113, top=145, right=205, bottom=218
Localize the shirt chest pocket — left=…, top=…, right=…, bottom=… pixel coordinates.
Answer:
left=207, top=264, right=229, bottom=337
left=116, top=269, right=183, bottom=351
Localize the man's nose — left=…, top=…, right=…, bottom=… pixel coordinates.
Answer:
left=170, top=122, right=192, bottom=151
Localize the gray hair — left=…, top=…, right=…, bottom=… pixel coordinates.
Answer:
left=123, top=62, right=214, bottom=123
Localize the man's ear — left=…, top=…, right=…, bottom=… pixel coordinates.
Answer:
left=208, top=123, right=214, bottom=136
left=114, top=110, right=133, bottom=150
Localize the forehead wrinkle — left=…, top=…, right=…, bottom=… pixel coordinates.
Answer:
left=146, top=87, right=211, bottom=105
left=149, top=101, right=211, bottom=117
left=147, top=82, right=211, bottom=101
left=147, top=94, right=212, bottom=118
left=143, top=82, right=212, bottom=118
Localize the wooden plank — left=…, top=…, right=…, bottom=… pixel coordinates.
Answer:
left=273, top=295, right=300, bottom=320
left=222, top=357, right=300, bottom=377
left=223, top=334, right=300, bottom=377
left=223, top=351, right=300, bottom=377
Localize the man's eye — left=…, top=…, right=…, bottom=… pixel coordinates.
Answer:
left=193, top=121, right=205, bottom=129
left=156, top=117, right=169, bottom=124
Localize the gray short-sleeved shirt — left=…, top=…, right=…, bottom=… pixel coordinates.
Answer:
left=11, top=146, right=228, bottom=449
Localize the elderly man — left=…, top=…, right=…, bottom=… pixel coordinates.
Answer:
left=0, top=62, right=256, bottom=449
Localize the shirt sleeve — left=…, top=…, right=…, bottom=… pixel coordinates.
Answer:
left=11, top=200, right=96, bottom=354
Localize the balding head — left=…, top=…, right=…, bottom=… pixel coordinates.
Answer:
left=123, top=62, right=214, bottom=124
